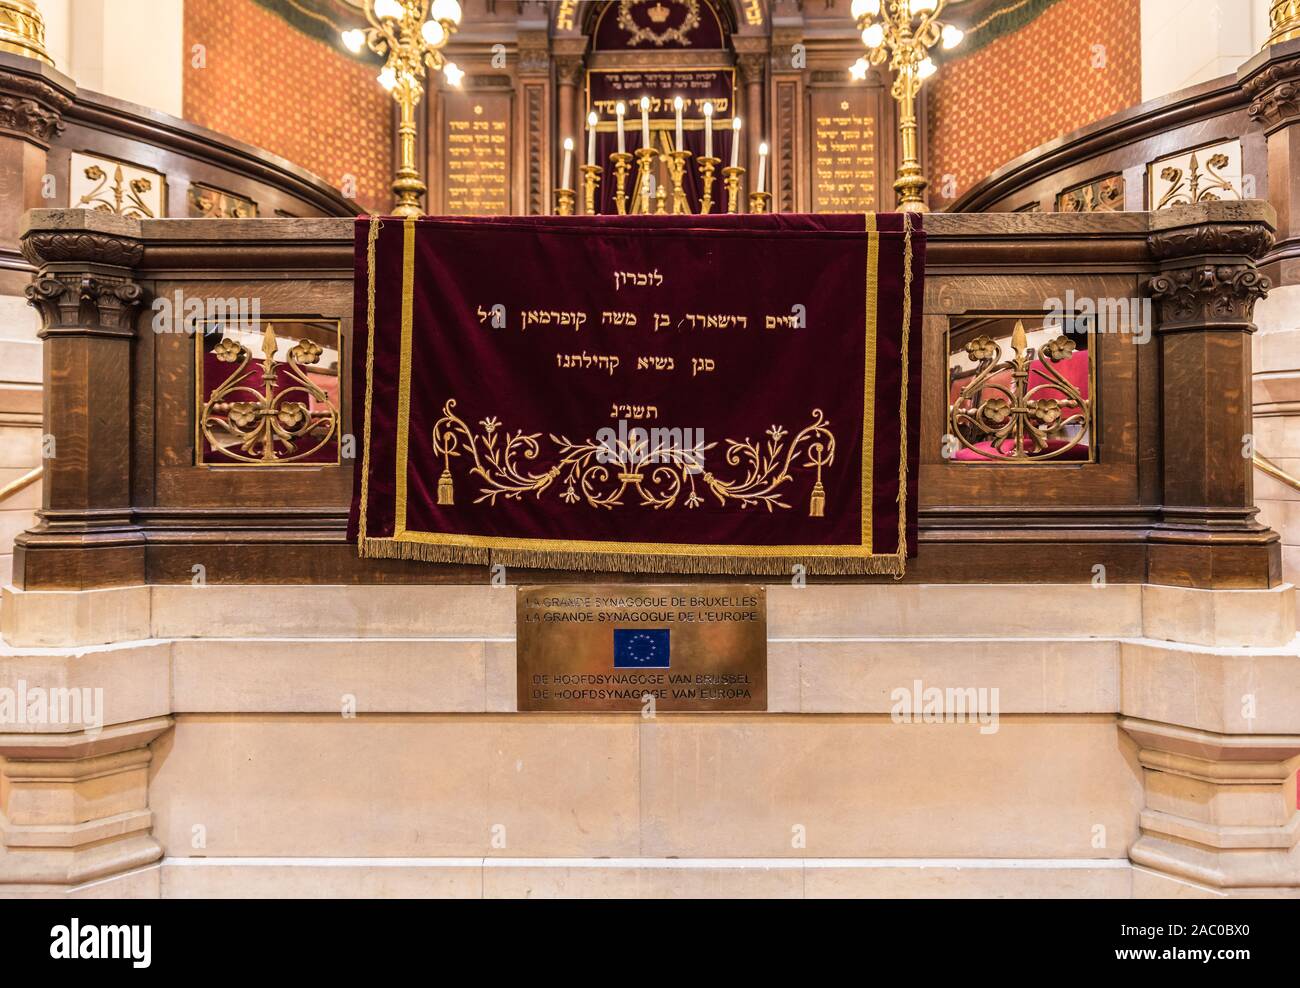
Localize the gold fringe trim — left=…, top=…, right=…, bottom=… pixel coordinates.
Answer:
left=357, top=216, right=383, bottom=554
left=358, top=537, right=905, bottom=576
left=895, top=213, right=914, bottom=580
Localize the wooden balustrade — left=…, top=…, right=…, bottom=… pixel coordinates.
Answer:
left=11, top=201, right=1281, bottom=590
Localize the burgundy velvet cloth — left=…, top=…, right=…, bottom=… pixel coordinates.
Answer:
left=348, top=212, right=924, bottom=571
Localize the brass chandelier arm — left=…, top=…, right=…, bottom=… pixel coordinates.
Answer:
left=345, top=0, right=463, bottom=216
left=851, top=0, right=962, bottom=212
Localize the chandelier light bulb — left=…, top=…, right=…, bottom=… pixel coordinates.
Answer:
left=373, top=0, right=403, bottom=20
left=588, top=111, right=598, bottom=127
left=917, top=57, right=937, bottom=80
left=430, top=0, right=463, bottom=25
left=850, top=0, right=880, bottom=19
left=849, top=57, right=869, bottom=80
left=862, top=22, right=884, bottom=49
left=421, top=18, right=446, bottom=46
left=377, top=66, right=397, bottom=90
left=443, top=61, right=464, bottom=86
left=341, top=29, right=365, bottom=53
left=912, top=0, right=938, bottom=13
left=942, top=24, right=964, bottom=49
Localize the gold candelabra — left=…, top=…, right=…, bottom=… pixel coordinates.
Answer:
left=579, top=163, right=602, bottom=214
left=342, top=0, right=464, bottom=218
left=696, top=155, right=720, bottom=213
left=560, top=157, right=754, bottom=213
left=722, top=166, right=745, bottom=214
left=666, top=149, right=692, bottom=214
left=610, top=151, right=633, bottom=214
left=633, top=146, right=658, bottom=214
left=849, top=0, right=963, bottom=213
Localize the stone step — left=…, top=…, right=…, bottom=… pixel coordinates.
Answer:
left=3, top=582, right=1295, bottom=648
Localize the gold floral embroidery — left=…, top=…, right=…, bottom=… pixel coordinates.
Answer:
left=432, top=399, right=834, bottom=516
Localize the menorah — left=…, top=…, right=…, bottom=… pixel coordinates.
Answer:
left=552, top=101, right=769, bottom=217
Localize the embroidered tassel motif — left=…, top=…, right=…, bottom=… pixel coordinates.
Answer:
left=809, top=481, right=825, bottom=518
left=437, top=466, right=454, bottom=505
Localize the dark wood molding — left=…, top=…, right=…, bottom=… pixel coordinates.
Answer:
left=948, top=73, right=1249, bottom=214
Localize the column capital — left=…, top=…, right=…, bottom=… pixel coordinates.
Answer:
left=0, top=51, right=72, bottom=148
left=1145, top=202, right=1276, bottom=331
left=1240, top=38, right=1300, bottom=132
left=20, top=210, right=146, bottom=339
left=553, top=52, right=585, bottom=87
left=516, top=29, right=550, bottom=77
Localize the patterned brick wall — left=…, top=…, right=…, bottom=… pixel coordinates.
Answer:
left=928, top=0, right=1142, bottom=208
left=183, top=0, right=392, bottom=214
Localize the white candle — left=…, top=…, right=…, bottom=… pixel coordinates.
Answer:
left=703, top=101, right=713, bottom=158
left=587, top=112, right=598, bottom=164
left=616, top=101, right=626, bottom=154
left=757, top=141, right=768, bottom=194
left=562, top=138, right=573, bottom=189
left=730, top=116, right=741, bottom=168
left=640, top=96, right=651, bottom=149
left=674, top=96, right=683, bottom=149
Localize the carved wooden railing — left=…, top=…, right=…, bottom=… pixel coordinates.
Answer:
left=11, top=200, right=1282, bottom=590
left=945, top=38, right=1300, bottom=289
left=0, top=50, right=355, bottom=284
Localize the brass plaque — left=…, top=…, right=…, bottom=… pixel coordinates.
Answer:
left=518, top=585, right=766, bottom=712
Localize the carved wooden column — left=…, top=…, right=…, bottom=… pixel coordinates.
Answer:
left=553, top=48, right=585, bottom=192
left=516, top=26, right=551, bottom=215
left=769, top=19, right=803, bottom=215
left=0, top=54, right=71, bottom=285
left=1241, top=40, right=1300, bottom=281
left=736, top=49, right=767, bottom=184
left=15, top=210, right=145, bottom=589
left=1146, top=201, right=1279, bottom=588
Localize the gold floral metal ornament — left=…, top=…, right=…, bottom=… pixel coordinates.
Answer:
left=948, top=321, right=1090, bottom=462
left=200, top=324, right=340, bottom=464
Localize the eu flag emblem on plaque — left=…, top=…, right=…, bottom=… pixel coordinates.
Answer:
left=613, top=629, right=670, bottom=669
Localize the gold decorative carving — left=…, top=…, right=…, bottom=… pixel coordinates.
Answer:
left=188, top=182, right=259, bottom=218
left=948, top=320, right=1092, bottom=463
left=432, top=399, right=835, bottom=516
left=1057, top=174, right=1124, bottom=213
left=1149, top=142, right=1243, bottom=210
left=198, top=322, right=340, bottom=465
left=70, top=153, right=164, bottom=219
